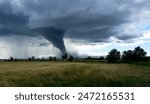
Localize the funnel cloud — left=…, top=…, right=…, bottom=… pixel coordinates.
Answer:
left=34, top=27, right=66, bottom=54
left=0, top=0, right=150, bottom=57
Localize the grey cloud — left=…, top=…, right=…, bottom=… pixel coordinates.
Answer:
left=34, top=27, right=66, bottom=54
left=0, top=0, right=67, bottom=54
left=0, top=0, right=30, bottom=36
left=116, top=35, right=140, bottom=40
left=0, top=0, right=150, bottom=54
left=39, top=43, right=51, bottom=47
left=20, top=0, right=137, bottom=41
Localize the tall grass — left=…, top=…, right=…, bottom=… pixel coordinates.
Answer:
left=0, top=61, right=149, bottom=87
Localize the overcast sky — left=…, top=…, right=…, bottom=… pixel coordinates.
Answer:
left=0, top=0, right=150, bottom=58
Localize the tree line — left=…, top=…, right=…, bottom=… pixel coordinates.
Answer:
left=1, top=46, right=149, bottom=63
left=107, top=46, right=149, bottom=63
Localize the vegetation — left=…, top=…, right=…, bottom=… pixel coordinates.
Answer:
left=0, top=61, right=149, bottom=87
left=122, top=46, right=147, bottom=62
left=0, top=46, right=149, bottom=87
left=107, top=49, right=121, bottom=63
left=68, top=56, right=74, bottom=61
left=62, top=54, right=68, bottom=60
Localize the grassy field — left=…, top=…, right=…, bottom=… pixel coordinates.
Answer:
left=0, top=61, right=150, bottom=87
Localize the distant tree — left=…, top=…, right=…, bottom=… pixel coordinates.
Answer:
left=87, top=56, right=92, bottom=60
left=10, top=57, right=14, bottom=62
left=49, top=57, right=53, bottom=61
left=68, top=56, right=74, bottom=61
left=122, top=50, right=133, bottom=62
left=42, top=57, right=45, bottom=61
left=99, top=56, right=105, bottom=60
left=122, top=46, right=147, bottom=62
left=132, top=46, right=147, bottom=61
left=53, top=57, right=57, bottom=61
left=107, top=49, right=120, bottom=63
left=62, top=54, right=68, bottom=60
left=29, top=58, right=32, bottom=62
left=31, top=56, right=35, bottom=61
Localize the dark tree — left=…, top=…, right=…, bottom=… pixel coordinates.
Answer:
left=53, top=57, right=57, bottom=61
left=107, top=49, right=120, bottom=63
left=42, top=57, right=45, bottom=61
left=122, top=50, right=133, bottom=62
left=29, top=58, right=32, bottom=62
left=68, top=56, right=74, bottom=61
left=31, top=56, right=35, bottom=61
left=10, top=57, right=14, bottom=62
left=132, top=46, right=147, bottom=61
left=87, top=56, right=92, bottom=60
left=62, top=53, right=68, bottom=60
left=99, top=56, right=105, bottom=60
left=122, top=46, right=147, bottom=62
left=49, top=57, right=53, bottom=61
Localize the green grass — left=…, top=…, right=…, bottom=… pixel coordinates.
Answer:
left=130, top=61, right=150, bottom=67
left=0, top=61, right=150, bottom=87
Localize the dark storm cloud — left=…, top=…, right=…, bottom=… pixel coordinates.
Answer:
left=0, top=0, right=150, bottom=53
left=0, top=6, right=28, bottom=25
left=34, top=27, right=67, bottom=54
left=0, top=0, right=30, bottom=36
left=0, top=0, right=67, bottom=54
left=20, top=0, right=146, bottom=42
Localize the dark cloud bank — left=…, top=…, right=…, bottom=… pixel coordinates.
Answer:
left=0, top=0, right=150, bottom=54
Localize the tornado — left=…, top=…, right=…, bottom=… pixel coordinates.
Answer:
left=34, top=27, right=67, bottom=54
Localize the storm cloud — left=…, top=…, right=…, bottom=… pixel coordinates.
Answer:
left=0, top=0, right=150, bottom=54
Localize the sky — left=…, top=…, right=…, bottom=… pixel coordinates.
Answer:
left=0, top=0, right=150, bottom=58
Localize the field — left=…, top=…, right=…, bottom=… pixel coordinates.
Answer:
left=0, top=61, right=150, bottom=87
